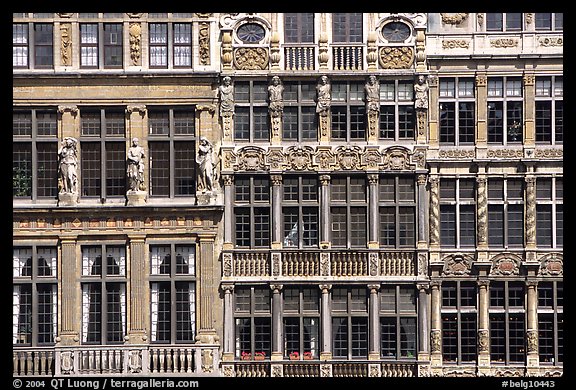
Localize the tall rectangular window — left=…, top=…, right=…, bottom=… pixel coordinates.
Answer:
left=331, top=176, right=367, bottom=248
left=103, top=23, right=122, bottom=68
left=234, top=286, right=271, bottom=360
left=80, top=108, right=126, bottom=199
left=13, top=246, right=57, bottom=346
left=488, top=77, right=523, bottom=145
left=439, top=78, right=475, bottom=145
left=34, top=23, right=53, bottom=68
left=538, top=281, right=563, bottom=364
left=332, top=286, right=369, bottom=359
left=234, top=176, right=271, bottom=248
left=440, top=178, right=476, bottom=248
left=536, top=177, right=563, bottom=248
left=331, top=82, right=366, bottom=141
left=148, top=107, right=196, bottom=197
left=535, top=76, right=562, bottom=145
left=80, top=24, right=98, bottom=67
left=150, top=244, right=196, bottom=343
left=81, top=245, right=126, bottom=344
left=13, top=108, right=58, bottom=200
left=379, top=175, right=416, bottom=247
left=234, top=81, right=269, bottom=142
left=379, top=80, right=415, bottom=141
left=149, top=23, right=168, bottom=68
left=284, top=13, right=314, bottom=43
left=283, top=287, right=320, bottom=359
left=13, top=24, right=29, bottom=68
left=380, top=285, right=417, bottom=359
left=282, top=82, right=317, bottom=141
left=441, top=281, right=477, bottom=363
left=282, top=176, right=319, bottom=248
left=488, top=178, right=524, bottom=248
left=332, top=13, right=362, bottom=43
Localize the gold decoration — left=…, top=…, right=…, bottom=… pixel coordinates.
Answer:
left=379, top=47, right=414, bottom=69
left=233, top=47, right=269, bottom=70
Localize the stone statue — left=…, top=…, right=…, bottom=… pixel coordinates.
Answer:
left=268, top=76, right=284, bottom=117
left=196, top=136, right=214, bottom=193
left=365, top=75, right=380, bottom=112
left=316, top=75, right=331, bottom=114
left=58, top=137, right=78, bottom=194
left=127, top=137, right=146, bottom=191
left=414, top=74, right=429, bottom=110
left=219, top=76, right=234, bottom=118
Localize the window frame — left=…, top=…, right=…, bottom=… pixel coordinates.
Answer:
left=379, top=80, right=415, bottom=141
left=234, top=286, right=272, bottom=360
left=331, top=286, right=369, bottom=360
left=330, top=81, right=366, bottom=142
left=233, top=80, right=270, bottom=142
left=439, top=77, right=476, bottom=145
left=487, top=76, right=524, bottom=145
left=487, top=178, right=525, bottom=248
left=282, top=286, right=321, bottom=359
left=537, top=281, right=563, bottom=365
left=378, top=175, right=417, bottom=248
left=330, top=175, right=368, bottom=248
left=439, top=178, right=477, bottom=248
left=535, top=76, right=563, bottom=145
left=441, top=281, right=478, bottom=363
left=379, top=285, right=418, bottom=360
left=233, top=175, right=272, bottom=248
left=282, top=175, right=320, bottom=249
left=282, top=81, right=318, bottom=141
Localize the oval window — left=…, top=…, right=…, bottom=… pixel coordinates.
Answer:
left=237, top=23, right=266, bottom=43
left=382, top=22, right=411, bottom=42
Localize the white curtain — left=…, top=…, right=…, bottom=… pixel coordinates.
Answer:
left=150, top=247, right=161, bottom=275
left=51, top=286, right=58, bottom=343
left=12, top=286, right=20, bottom=344
left=189, top=283, right=196, bottom=337
left=120, top=284, right=127, bottom=337
left=81, top=285, right=90, bottom=342
left=38, top=248, right=57, bottom=276
left=82, top=248, right=99, bottom=275
left=13, top=249, right=31, bottom=277
left=150, top=283, right=158, bottom=341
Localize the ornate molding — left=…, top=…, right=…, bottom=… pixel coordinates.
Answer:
left=234, top=146, right=267, bottom=171
left=58, top=105, right=79, bottom=115
left=490, top=253, right=522, bottom=276
left=379, top=47, right=414, bottom=69
left=286, top=146, right=314, bottom=171
left=442, top=253, right=473, bottom=276
left=490, top=38, right=519, bottom=48
left=382, top=146, right=412, bottom=170
left=442, top=39, right=470, bottom=49
left=198, top=22, right=210, bottom=65
left=487, top=149, right=523, bottom=158
left=533, top=148, right=563, bottom=158
left=430, top=330, right=441, bottom=353
left=440, top=13, right=469, bottom=25
left=538, top=253, right=563, bottom=276
left=538, top=37, right=563, bottom=47
left=129, top=22, right=142, bottom=66
left=478, top=329, right=489, bottom=353
left=60, top=23, right=72, bottom=66
left=126, top=13, right=143, bottom=18
left=233, top=47, right=269, bottom=70
left=126, top=105, right=146, bottom=114
left=222, top=253, right=233, bottom=277
left=438, top=149, right=475, bottom=159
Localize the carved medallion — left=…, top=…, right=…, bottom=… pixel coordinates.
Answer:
left=539, top=253, right=563, bottom=276
left=442, top=253, right=473, bottom=276
left=490, top=253, right=522, bottom=276
left=335, top=146, right=361, bottom=170
left=382, top=147, right=410, bottom=170
left=287, top=146, right=314, bottom=171
left=235, top=146, right=267, bottom=171
left=379, top=47, right=414, bottom=69
left=234, top=47, right=269, bottom=70
left=266, top=149, right=285, bottom=170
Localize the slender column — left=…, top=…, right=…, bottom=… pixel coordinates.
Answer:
left=427, top=75, right=438, bottom=147
left=429, top=176, right=440, bottom=248
left=223, top=175, right=233, bottom=250
left=221, top=284, right=235, bottom=361
left=58, top=236, right=79, bottom=345
left=367, top=174, right=379, bottom=248
left=476, top=176, right=488, bottom=248
left=417, top=283, right=430, bottom=357
left=271, top=284, right=283, bottom=360
left=368, top=284, right=380, bottom=360
left=127, top=234, right=147, bottom=343
left=477, top=279, right=490, bottom=367
left=525, top=176, right=537, bottom=250
left=417, top=174, right=427, bottom=246
left=523, top=73, right=536, bottom=148
left=320, top=284, right=332, bottom=360
left=271, top=175, right=283, bottom=249
left=526, top=280, right=539, bottom=367
left=475, top=74, right=488, bottom=151
left=320, top=175, right=331, bottom=249
left=429, top=281, right=442, bottom=366
left=195, top=234, right=219, bottom=344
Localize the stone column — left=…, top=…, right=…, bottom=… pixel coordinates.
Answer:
left=427, top=75, right=439, bottom=148
left=525, top=175, right=537, bottom=251
left=368, top=284, right=380, bottom=360
left=429, top=176, right=440, bottom=249
left=320, top=175, right=331, bottom=249
left=417, top=174, right=428, bottom=246
left=271, top=175, right=283, bottom=249
left=429, top=281, right=442, bottom=367
left=320, top=284, right=332, bottom=360
left=417, top=283, right=430, bottom=359
left=367, top=174, right=379, bottom=249
left=477, top=279, right=490, bottom=369
left=127, top=234, right=147, bottom=344
left=523, top=73, right=536, bottom=148
left=223, top=175, right=234, bottom=250
left=526, top=280, right=539, bottom=369
left=195, top=234, right=219, bottom=345
left=221, top=284, right=235, bottom=361
left=57, top=235, right=79, bottom=345
left=475, top=74, right=488, bottom=155
left=476, top=176, right=488, bottom=249
left=271, top=284, right=283, bottom=360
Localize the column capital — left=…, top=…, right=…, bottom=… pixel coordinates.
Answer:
left=128, top=233, right=147, bottom=242
left=319, top=284, right=332, bottom=293
left=523, top=73, right=536, bottom=86
left=526, top=279, right=539, bottom=289
left=270, top=284, right=283, bottom=292
left=477, top=279, right=490, bottom=288
left=417, top=174, right=427, bottom=185
left=222, top=174, right=234, bottom=186
left=196, top=104, right=217, bottom=113
left=58, top=105, right=78, bottom=115
left=475, top=74, right=487, bottom=87
left=221, top=284, right=235, bottom=293
left=416, top=283, right=430, bottom=292
left=430, top=280, right=442, bottom=289
left=270, top=174, right=283, bottom=186
left=319, top=174, right=331, bottom=185
left=367, top=284, right=380, bottom=293
left=126, top=104, right=147, bottom=114
left=367, top=174, right=379, bottom=184
left=197, top=233, right=216, bottom=242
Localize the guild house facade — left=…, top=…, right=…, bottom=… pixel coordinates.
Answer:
left=13, top=13, right=562, bottom=378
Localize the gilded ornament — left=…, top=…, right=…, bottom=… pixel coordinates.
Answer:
left=440, top=13, right=469, bottom=25
left=129, top=22, right=142, bottom=65
left=379, top=47, right=414, bottom=69
left=233, top=47, right=269, bottom=70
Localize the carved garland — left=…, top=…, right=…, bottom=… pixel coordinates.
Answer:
left=233, top=47, right=269, bottom=70
left=379, top=47, right=414, bottom=69
left=441, top=13, right=469, bottom=25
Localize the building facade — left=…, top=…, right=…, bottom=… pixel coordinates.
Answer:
left=13, top=13, right=563, bottom=378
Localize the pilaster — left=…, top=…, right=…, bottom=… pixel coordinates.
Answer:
left=57, top=235, right=79, bottom=346
left=126, top=234, right=147, bottom=344
left=195, top=234, right=219, bottom=345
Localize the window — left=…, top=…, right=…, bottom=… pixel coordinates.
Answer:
left=332, top=286, right=369, bottom=359
left=34, top=24, right=54, bottom=68
left=488, top=77, right=523, bottom=144
left=282, top=81, right=317, bottom=141
left=284, top=13, right=314, bottom=43
left=150, top=244, right=196, bottom=343
left=80, top=24, right=98, bottom=67
left=440, top=178, right=476, bottom=248
left=104, top=24, right=122, bottom=68
left=538, top=281, right=563, bottom=364
left=234, top=176, right=271, bottom=248
left=535, top=13, right=563, bottom=31
left=486, top=13, right=522, bottom=31
left=79, top=23, right=123, bottom=68
left=13, top=108, right=58, bottom=199
left=282, top=176, right=319, bottom=248
left=283, top=287, right=320, bottom=359
left=380, top=285, right=417, bottom=359
left=379, top=80, right=415, bottom=141
left=13, top=24, right=28, bottom=68
left=80, top=108, right=126, bottom=199
left=536, top=177, right=563, bottom=248
left=237, top=23, right=266, bottom=44
left=535, top=76, right=563, bottom=145
left=488, top=179, right=524, bottom=248
left=379, top=175, right=416, bottom=248
left=234, top=81, right=269, bottom=142
left=13, top=246, right=57, bottom=346
left=382, top=22, right=411, bottom=42
left=12, top=23, right=53, bottom=69
left=81, top=245, right=126, bottom=344
left=441, top=281, right=477, bottom=363
left=332, top=13, right=362, bottom=43
left=149, top=23, right=192, bottom=68
left=439, top=78, right=475, bottom=145
left=148, top=106, right=196, bottom=197
left=490, top=281, right=525, bottom=363
left=331, top=81, right=366, bottom=141
left=331, top=176, right=368, bottom=248
left=235, top=286, right=271, bottom=359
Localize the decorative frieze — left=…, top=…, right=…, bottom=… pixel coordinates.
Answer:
left=440, top=13, right=469, bottom=25
left=486, top=149, right=523, bottom=158
left=438, top=149, right=475, bottom=159
left=538, top=37, right=563, bottom=47
left=490, top=38, right=519, bottom=48
left=233, top=47, right=269, bottom=70
left=234, top=146, right=267, bottom=171
left=286, top=146, right=314, bottom=171
left=490, top=253, right=522, bottom=276
left=441, top=253, right=473, bottom=276
left=442, top=39, right=470, bottom=49
left=60, top=23, right=72, bottom=66
left=198, top=22, right=210, bottom=65
left=379, top=47, right=414, bottom=69
left=538, top=253, right=563, bottom=276
left=533, top=148, right=563, bottom=158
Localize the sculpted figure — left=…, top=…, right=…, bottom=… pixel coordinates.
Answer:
left=268, top=76, right=284, bottom=117
left=196, top=136, right=214, bottom=192
left=414, top=74, right=429, bottom=110
left=365, top=75, right=380, bottom=112
left=58, top=137, right=78, bottom=194
left=219, top=76, right=234, bottom=118
left=316, top=75, right=331, bottom=114
left=127, top=137, right=145, bottom=191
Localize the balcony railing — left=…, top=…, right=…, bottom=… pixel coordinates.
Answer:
left=226, top=250, right=417, bottom=278
left=332, top=44, right=364, bottom=70
left=13, top=348, right=55, bottom=376
left=284, top=45, right=316, bottom=70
